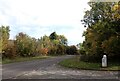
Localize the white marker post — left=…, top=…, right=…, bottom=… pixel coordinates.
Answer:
left=102, top=55, right=107, bottom=67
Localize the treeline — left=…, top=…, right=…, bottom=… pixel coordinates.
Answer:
left=0, top=26, right=78, bottom=59
left=80, top=2, right=120, bottom=62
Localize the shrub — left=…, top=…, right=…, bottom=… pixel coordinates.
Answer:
left=40, top=48, right=48, bottom=56
left=66, top=45, right=78, bottom=55
left=80, top=55, right=102, bottom=63
left=79, top=49, right=86, bottom=55
left=2, top=44, right=17, bottom=59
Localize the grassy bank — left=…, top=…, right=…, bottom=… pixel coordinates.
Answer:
left=59, top=57, right=120, bottom=71
left=2, top=56, right=50, bottom=64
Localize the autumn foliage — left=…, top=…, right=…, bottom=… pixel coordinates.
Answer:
left=39, top=48, right=48, bottom=56
left=80, top=2, right=120, bottom=62
left=0, top=26, right=69, bottom=59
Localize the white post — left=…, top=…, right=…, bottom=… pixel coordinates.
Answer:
left=102, top=55, right=107, bottom=67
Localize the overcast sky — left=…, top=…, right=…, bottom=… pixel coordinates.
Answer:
left=0, top=0, right=90, bottom=45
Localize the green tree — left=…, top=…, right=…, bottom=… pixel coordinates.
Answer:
left=49, top=32, right=58, bottom=40
left=58, top=35, right=67, bottom=46
left=0, top=26, right=10, bottom=53
left=48, top=32, right=68, bottom=55
left=15, top=32, right=36, bottom=57
left=36, top=35, right=52, bottom=55
left=0, top=26, right=11, bottom=58
left=81, top=2, right=120, bottom=61
left=66, top=45, right=78, bottom=55
left=3, top=40, right=17, bottom=59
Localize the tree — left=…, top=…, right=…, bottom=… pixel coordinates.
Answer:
left=15, top=32, right=36, bottom=57
left=49, top=32, right=68, bottom=46
left=3, top=40, right=17, bottom=59
left=66, top=45, right=78, bottom=55
left=77, top=43, right=85, bottom=55
left=56, top=45, right=66, bottom=54
left=36, top=35, right=51, bottom=55
left=0, top=26, right=10, bottom=53
left=40, top=48, right=48, bottom=56
left=58, top=35, right=67, bottom=46
left=48, top=32, right=68, bottom=55
left=49, top=32, right=58, bottom=40
left=0, top=26, right=11, bottom=58
left=81, top=2, right=120, bottom=61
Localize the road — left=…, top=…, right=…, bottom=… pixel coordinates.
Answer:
left=2, top=55, right=119, bottom=79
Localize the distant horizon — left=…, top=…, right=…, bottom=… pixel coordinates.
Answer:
left=0, top=0, right=91, bottom=45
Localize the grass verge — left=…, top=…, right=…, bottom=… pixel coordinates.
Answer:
left=2, top=56, right=50, bottom=64
left=59, top=57, right=120, bottom=71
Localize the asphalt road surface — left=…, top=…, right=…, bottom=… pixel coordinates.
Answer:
left=2, top=55, right=119, bottom=79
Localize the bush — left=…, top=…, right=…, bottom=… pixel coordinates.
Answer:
left=80, top=55, right=102, bottom=63
left=2, top=44, right=17, bottom=59
left=48, top=47, right=57, bottom=55
left=79, top=49, right=85, bottom=55
left=66, top=45, right=78, bottom=55
left=39, top=48, right=48, bottom=56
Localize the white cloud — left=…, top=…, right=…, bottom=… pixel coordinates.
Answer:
left=0, top=0, right=90, bottom=45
